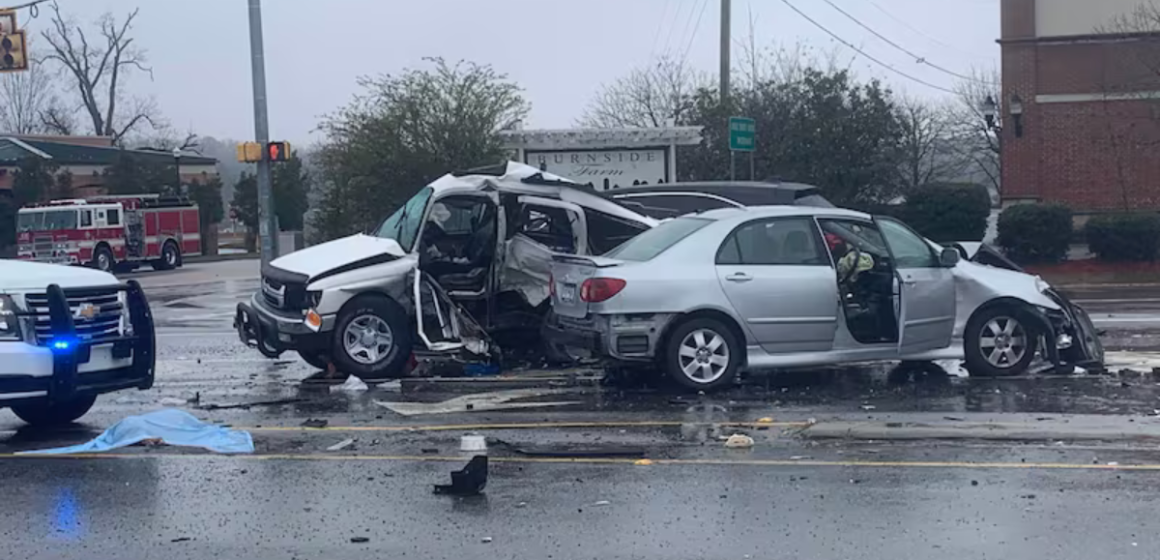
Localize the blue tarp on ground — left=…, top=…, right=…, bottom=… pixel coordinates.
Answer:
left=19, top=409, right=254, bottom=455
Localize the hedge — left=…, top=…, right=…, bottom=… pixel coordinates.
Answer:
left=900, top=183, right=991, bottom=243
left=1085, top=213, right=1160, bottom=262
left=997, top=203, right=1073, bottom=264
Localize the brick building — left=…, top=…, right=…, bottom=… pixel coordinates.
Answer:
left=1001, top=0, right=1160, bottom=213
left=0, top=135, right=218, bottom=198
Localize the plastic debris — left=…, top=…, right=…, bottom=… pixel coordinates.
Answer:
left=351, top=537, right=369, bottom=544
left=460, top=434, right=487, bottom=452
left=516, top=502, right=528, bottom=508
left=861, top=405, right=876, bottom=411
left=789, top=456, right=809, bottom=460
left=481, top=537, right=493, bottom=544
left=434, top=455, right=488, bottom=496
left=19, top=409, right=254, bottom=455
left=633, top=459, right=654, bottom=466
left=593, top=500, right=611, bottom=506
left=756, top=417, right=774, bottom=423
left=724, top=434, right=755, bottom=448
left=327, top=438, right=355, bottom=452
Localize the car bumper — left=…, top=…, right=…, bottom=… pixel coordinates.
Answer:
left=0, top=281, right=155, bottom=406
left=544, top=312, right=672, bottom=362
left=235, top=294, right=336, bottom=355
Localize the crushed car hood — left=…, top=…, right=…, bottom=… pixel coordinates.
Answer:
left=268, top=234, right=406, bottom=280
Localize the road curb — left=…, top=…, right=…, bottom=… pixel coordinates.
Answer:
left=802, top=420, right=1160, bottom=442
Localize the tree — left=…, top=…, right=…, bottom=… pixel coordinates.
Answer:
left=188, top=177, right=224, bottom=227
left=231, top=173, right=258, bottom=251
left=895, top=96, right=967, bottom=193
left=578, top=56, right=708, bottom=127
left=272, top=153, right=310, bottom=231
left=680, top=68, right=904, bottom=205
left=947, top=67, right=1002, bottom=197
left=0, top=58, right=54, bottom=134
left=40, top=1, right=158, bottom=143
left=11, top=157, right=58, bottom=206
left=312, top=57, right=529, bottom=241
left=103, top=151, right=171, bottom=195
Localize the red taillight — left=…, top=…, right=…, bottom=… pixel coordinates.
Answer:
left=580, top=278, right=626, bottom=303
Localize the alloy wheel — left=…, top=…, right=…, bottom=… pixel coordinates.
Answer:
left=677, top=328, right=730, bottom=383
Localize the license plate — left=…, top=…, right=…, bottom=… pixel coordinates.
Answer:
left=559, top=285, right=577, bottom=304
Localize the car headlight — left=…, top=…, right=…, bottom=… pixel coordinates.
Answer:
left=0, top=296, right=22, bottom=340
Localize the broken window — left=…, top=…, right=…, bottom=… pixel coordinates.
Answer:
left=585, top=208, right=651, bottom=255
left=514, top=205, right=576, bottom=253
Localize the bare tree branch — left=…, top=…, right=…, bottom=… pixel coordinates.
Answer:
left=946, top=67, right=1002, bottom=195
left=38, top=1, right=156, bottom=142
left=578, top=56, right=709, bottom=128
left=0, top=57, right=54, bottom=134
left=894, top=95, right=967, bottom=192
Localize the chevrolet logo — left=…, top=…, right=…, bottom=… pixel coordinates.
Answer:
left=73, top=302, right=98, bottom=321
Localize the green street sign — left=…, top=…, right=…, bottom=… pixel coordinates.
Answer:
left=728, top=116, right=755, bottom=152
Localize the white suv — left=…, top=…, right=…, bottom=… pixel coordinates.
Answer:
left=0, top=260, right=155, bottom=426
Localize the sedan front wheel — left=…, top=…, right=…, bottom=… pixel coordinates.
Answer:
left=964, top=305, right=1037, bottom=377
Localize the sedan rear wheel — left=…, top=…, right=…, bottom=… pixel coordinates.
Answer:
left=665, top=318, right=740, bottom=391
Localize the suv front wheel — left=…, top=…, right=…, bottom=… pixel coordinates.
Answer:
left=12, top=395, right=98, bottom=427
left=331, top=296, right=412, bottom=382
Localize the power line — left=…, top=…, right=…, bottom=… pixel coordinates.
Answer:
left=819, top=0, right=997, bottom=85
left=649, top=0, right=671, bottom=58
left=778, top=0, right=958, bottom=94
left=679, top=0, right=710, bottom=65
left=661, top=0, right=687, bottom=55
left=866, top=0, right=994, bottom=61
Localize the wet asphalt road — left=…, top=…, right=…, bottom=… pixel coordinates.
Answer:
left=4, top=260, right=1160, bottom=559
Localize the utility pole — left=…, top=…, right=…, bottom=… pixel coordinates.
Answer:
left=719, top=0, right=731, bottom=103
left=247, top=0, right=278, bottom=264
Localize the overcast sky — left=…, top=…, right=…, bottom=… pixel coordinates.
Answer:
left=24, top=0, right=999, bottom=144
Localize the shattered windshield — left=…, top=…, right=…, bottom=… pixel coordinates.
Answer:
left=374, top=187, right=432, bottom=253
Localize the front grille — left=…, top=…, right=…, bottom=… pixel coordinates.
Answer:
left=33, top=235, right=53, bottom=257
left=24, top=289, right=124, bottom=345
left=262, top=276, right=307, bottom=311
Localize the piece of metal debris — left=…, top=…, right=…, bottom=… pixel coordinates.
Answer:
left=350, top=537, right=369, bottom=544
left=301, top=418, right=329, bottom=429
left=197, top=397, right=305, bottom=411
left=327, top=438, right=355, bottom=452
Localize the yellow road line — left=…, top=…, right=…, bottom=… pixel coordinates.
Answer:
left=2, top=452, right=1158, bottom=471
left=244, top=421, right=807, bottom=432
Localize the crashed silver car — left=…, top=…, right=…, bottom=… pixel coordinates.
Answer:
left=548, top=206, right=1104, bottom=390
left=235, top=162, right=656, bottom=380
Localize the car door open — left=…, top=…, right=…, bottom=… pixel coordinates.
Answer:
left=714, top=217, right=839, bottom=354
left=875, top=217, right=957, bottom=355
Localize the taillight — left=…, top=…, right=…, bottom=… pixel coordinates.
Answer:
left=580, top=278, right=626, bottom=303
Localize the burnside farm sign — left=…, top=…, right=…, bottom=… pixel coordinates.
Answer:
left=524, top=149, right=668, bottom=191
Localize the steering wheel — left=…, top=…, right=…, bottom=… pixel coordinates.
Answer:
left=839, top=246, right=863, bottom=285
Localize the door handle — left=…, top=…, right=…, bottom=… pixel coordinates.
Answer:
left=726, top=272, right=753, bottom=283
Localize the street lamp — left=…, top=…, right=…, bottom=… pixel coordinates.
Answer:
left=981, top=95, right=1000, bottom=132
left=1009, top=94, right=1025, bottom=138
left=172, top=147, right=183, bottom=195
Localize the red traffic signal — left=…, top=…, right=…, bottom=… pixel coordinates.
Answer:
left=266, top=141, right=291, bottom=162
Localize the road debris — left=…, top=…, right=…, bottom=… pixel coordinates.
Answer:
left=724, top=434, right=755, bottom=448
left=350, top=537, right=369, bottom=544
left=593, top=500, right=611, bottom=506
left=789, top=456, right=810, bottom=461
left=19, top=409, right=254, bottom=455
left=861, top=405, right=876, bottom=411
left=491, top=438, right=645, bottom=458
left=301, top=418, right=329, bottom=429
left=375, top=388, right=580, bottom=416
left=481, top=537, right=493, bottom=544
left=159, top=397, right=187, bottom=406
left=170, top=537, right=191, bottom=543
left=433, top=455, right=488, bottom=496
left=633, top=459, right=653, bottom=466
left=327, top=438, right=356, bottom=452
left=197, top=397, right=305, bottom=411
left=460, top=434, right=487, bottom=452
left=516, top=501, right=528, bottom=508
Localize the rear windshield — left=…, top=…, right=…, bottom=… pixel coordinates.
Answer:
left=603, top=217, right=711, bottom=261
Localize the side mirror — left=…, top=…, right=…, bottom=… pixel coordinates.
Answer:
left=939, top=247, right=961, bottom=268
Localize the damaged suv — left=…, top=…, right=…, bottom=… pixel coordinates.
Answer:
left=235, top=162, right=655, bottom=380
left=549, top=206, right=1103, bottom=390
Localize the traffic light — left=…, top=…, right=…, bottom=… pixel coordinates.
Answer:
left=236, top=142, right=262, bottom=163
left=0, top=29, right=27, bottom=73
left=267, top=141, right=291, bottom=162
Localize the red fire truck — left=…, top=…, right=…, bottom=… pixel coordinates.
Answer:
left=16, top=195, right=201, bottom=272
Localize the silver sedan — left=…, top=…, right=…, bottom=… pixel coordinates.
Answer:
left=547, top=206, right=1103, bottom=390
